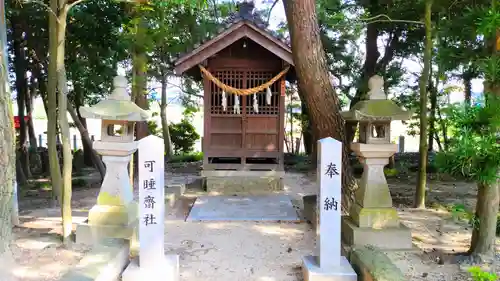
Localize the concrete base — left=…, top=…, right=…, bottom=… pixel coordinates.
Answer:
left=60, top=239, right=129, bottom=281
left=122, top=254, right=179, bottom=281
left=341, top=216, right=413, bottom=250
left=204, top=171, right=284, bottom=195
left=75, top=219, right=136, bottom=245
left=302, top=255, right=357, bottom=281
left=165, top=184, right=186, bottom=208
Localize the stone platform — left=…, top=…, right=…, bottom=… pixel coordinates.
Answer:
left=201, top=170, right=284, bottom=195
left=341, top=216, right=413, bottom=250
left=186, top=195, right=300, bottom=222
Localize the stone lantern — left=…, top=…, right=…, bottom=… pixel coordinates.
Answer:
left=77, top=75, right=149, bottom=242
left=341, top=75, right=413, bottom=249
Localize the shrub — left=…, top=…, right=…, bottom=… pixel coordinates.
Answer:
left=169, top=152, right=203, bottom=163
left=384, top=168, right=398, bottom=177
left=435, top=101, right=500, bottom=184
left=468, top=266, right=497, bottom=281
left=169, top=119, right=200, bottom=154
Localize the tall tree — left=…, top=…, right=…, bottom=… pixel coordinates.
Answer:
left=414, top=0, right=433, bottom=208
left=47, top=0, right=63, bottom=208
left=0, top=0, right=17, bottom=278
left=11, top=6, right=31, bottom=178
left=283, top=0, right=357, bottom=209
left=47, top=0, right=86, bottom=245
left=436, top=0, right=500, bottom=258
left=468, top=0, right=500, bottom=257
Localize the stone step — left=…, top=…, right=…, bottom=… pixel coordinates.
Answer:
left=164, top=184, right=186, bottom=208
left=60, top=239, right=129, bottom=281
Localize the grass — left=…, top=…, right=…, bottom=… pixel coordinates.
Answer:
left=168, top=152, right=203, bottom=163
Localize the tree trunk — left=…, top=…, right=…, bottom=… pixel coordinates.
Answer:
left=130, top=14, right=149, bottom=187
left=78, top=115, right=93, bottom=166
left=346, top=10, right=380, bottom=143
left=55, top=6, right=73, bottom=246
left=434, top=131, right=443, bottom=151
left=67, top=101, right=105, bottom=179
left=160, top=74, right=174, bottom=158
left=437, top=105, right=449, bottom=150
left=12, top=17, right=31, bottom=178
left=15, top=154, right=28, bottom=185
left=463, top=72, right=472, bottom=107
left=283, top=0, right=357, bottom=211
left=301, top=100, right=313, bottom=155
left=72, top=87, right=93, bottom=166
left=0, top=0, right=18, bottom=276
left=32, top=63, right=49, bottom=117
left=25, top=84, right=37, bottom=148
left=428, top=79, right=437, bottom=152
left=414, top=0, right=433, bottom=209
left=469, top=0, right=500, bottom=257
left=469, top=181, right=499, bottom=256
left=132, top=32, right=149, bottom=141
left=47, top=0, right=62, bottom=208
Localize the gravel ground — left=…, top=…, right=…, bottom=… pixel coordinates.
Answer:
left=8, top=169, right=499, bottom=281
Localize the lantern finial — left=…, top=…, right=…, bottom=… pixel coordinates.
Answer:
left=109, top=75, right=129, bottom=101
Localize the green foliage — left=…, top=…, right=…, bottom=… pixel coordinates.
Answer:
left=168, top=152, right=203, bottom=163
left=474, top=5, right=500, bottom=37
left=147, top=119, right=161, bottom=136
left=66, top=0, right=130, bottom=106
left=168, top=118, right=199, bottom=154
left=468, top=266, right=498, bottom=281
left=384, top=168, right=398, bottom=177
left=435, top=99, right=500, bottom=185
left=450, top=203, right=480, bottom=229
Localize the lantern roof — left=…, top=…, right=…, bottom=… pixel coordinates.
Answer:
left=341, top=75, right=413, bottom=121
left=79, top=76, right=150, bottom=121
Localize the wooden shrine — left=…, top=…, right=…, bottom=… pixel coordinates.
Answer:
left=174, top=1, right=295, bottom=173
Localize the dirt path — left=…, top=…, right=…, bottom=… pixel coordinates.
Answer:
left=11, top=170, right=498, bottom=281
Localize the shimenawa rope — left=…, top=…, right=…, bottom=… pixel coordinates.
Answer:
left=198, top=64, right=290, bottom=96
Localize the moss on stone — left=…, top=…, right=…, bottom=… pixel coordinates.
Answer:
left=97, top=192, right=124, bottom=206
left=350, top=246, right=406, bottom=281
left=342, top=100, right=412, bottom=121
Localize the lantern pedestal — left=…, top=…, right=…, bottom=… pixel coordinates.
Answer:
left=341, top=143, right=412, bottom=250
left=75, top=143, right=140, bottom=244
left=87, top=141, right=138, bottom=227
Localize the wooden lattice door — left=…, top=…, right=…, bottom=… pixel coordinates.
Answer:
left=208, top=70, right=245, bottom=153
left=243, top=71, right=280, bottom=157
left=208, top=69, right=281, bottom=163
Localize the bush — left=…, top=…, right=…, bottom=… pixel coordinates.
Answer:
left=435, top=101, right=500, bottom=184
left=468, top=266, right=497, bottom=281
left=169, top=119, right=200, bottom=154
left=169, top=152, right=203, bottom=163
left=384, top=168, right=398, bottom=177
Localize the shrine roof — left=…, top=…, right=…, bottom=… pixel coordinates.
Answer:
left=173, top=1, right=294, bottom=76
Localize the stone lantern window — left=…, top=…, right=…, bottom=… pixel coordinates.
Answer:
left=102, top=120, right=135, bottom=143
left=358, top=121, right=391, bottom=144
